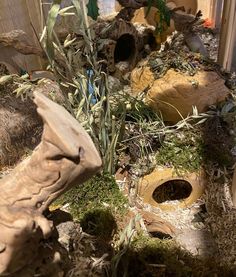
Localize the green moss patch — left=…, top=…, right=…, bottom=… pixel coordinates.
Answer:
left=115, top=233, right=231, bottom=277
left=156, top=127, right=204, bottom=173
left=80, top=208, right=117, bottom=239
left=54, top=173, right=128, bottom=221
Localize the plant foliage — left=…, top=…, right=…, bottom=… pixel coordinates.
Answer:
left=86, top=0, right=99, bottom=20
left=146, top=0, right=171, bottom=34
left=42, top=0, right=121, bottom=174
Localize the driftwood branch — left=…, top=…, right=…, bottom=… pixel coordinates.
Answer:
left=0, top=89, right=102, bottom=275
left=0, top=30, right=44, bottom=57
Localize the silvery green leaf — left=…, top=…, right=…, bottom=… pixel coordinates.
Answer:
left=221, top=102, right=235, bottom=115
left=46, top=0, right=61, bottom=60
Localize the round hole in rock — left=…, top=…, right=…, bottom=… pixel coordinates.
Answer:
left=152, top=179, right=192, bottom=204
left=149, top=231, right=172, bottom=240
left=114, top=34, right=135, bottom=63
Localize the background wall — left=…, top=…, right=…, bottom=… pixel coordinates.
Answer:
left=0, top=0, right=44, bottom=73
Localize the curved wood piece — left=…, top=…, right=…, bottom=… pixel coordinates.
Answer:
left=0, top=90, right=102, bottom=275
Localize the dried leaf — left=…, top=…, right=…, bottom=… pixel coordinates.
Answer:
left=0, top=75, right=13, bottom=85
left=13, top=84, right=32, bottom=97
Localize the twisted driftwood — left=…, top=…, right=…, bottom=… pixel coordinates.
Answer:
left=0, top=90, right=102, bottom=275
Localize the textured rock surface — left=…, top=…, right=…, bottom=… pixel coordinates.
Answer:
left=57, top=221, right=80, bottom=251
left=130, top=61, right=155, bottom=94
left=0, top=85, right=42, bottom=167
left=146, top=69, right=229, bottom=122
left=175, top=228, right=217, bottom=256
left=0, top=78, right=65, bottom=167
left=131, top=66, right=229, bottom=123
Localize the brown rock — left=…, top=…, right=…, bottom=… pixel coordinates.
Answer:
left=146, top=69, right=229, bottom=123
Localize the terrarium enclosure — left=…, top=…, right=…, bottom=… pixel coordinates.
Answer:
left=0, top=0, right=234, bottom=73
left=1, top=0, right=236, bottom=276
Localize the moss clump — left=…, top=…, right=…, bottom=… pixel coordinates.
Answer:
left=156, top=128, right=204, bottom=173
left=115, top=233, right=230, bottom=277
left=131, top=234, right=193, bottom=276
left=80, top=208, right=117, bottom=239
left=54, top=173, right=128, bottom=220
left=155, top=117, right=236, bottom=172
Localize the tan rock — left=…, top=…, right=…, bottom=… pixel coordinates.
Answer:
left=132, top=7, right=159, bottom=27
left=130, top=62, right=155, bottom=95
left=138, top=167, right=206, bottom=211
left=146, top=69, right=229, bottom=123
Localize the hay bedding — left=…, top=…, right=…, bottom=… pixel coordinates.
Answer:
left=204, top=176, right=236, bottom=266
left=0, top=96, right=42, bottom=167
left=0, top=71, right=42, bottom=167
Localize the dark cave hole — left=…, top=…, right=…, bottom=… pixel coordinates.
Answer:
left=149, top=231, right=172, bottom=240
left=153, top=179, right=192, bottom=204
left=147, top=34, right=157, bottom=50
left=114, top=34, right=135, bottom=63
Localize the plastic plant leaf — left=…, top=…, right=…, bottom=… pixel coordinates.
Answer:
left=145, top=0, right=154, bottom=18
left=86, top=0, right=99, bottom=20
